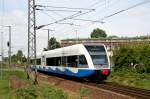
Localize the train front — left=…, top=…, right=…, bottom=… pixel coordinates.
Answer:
left=84, top=44, right=111, bottom=80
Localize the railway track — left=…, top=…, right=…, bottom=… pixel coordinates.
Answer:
left=37, top=72, right=150, bottom=99
left=83, top=82, right=150, bottom=99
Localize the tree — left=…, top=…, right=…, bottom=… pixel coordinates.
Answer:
left=47, top=37, right=60, bottom=50
left=16, top=50, right=23, bottom=63
left=90, top=28, right=107, bottom=38
left=107, top=35, right=119, bottom=39
left=11, top=50, right=27, bottom=66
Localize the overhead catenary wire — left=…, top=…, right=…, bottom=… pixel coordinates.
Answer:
left=40, top=11, right=79, bottom=28
left=36, top=5, right=95, bottom=11
left=39, top=10, right=57, bottom=21
left=36, top=9, right=95, bottom=29
left=71, top=0, right=121, bottom=33
left=37, top=8, right=82, bottom=13
left=35, top=0, right=150, bottom=41
left=35, top=0, right=106, bottom=31
left=88, top=0, right=106, bottom=8
left=72, top=18, right=105, bottom=24
left=99, top=0, right=150, bottom=20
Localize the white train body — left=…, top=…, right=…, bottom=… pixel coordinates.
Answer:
left=31, top=43, right=111, bottom=80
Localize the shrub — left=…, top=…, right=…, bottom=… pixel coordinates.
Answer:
left=113, top=43, right=150, bottom=73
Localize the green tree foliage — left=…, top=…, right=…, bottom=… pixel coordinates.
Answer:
left=113, top=43, right=150, bottom=73
left=90, top=28, right=107, bottom=38
left=11, top=50, right=27, bottom=64
left=45, top=37, right=60, bottom=51
left=107, top=35, right=119, bottom=39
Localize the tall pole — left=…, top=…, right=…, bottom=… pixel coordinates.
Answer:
left=28, top=0, right=38, bottom=84
left=0, top=32, right=3, bottom=79
left=43, top=29, right=54, bottom=47
left=8, top=26, right=11, bottom=71
left=75, top=30, right=78, bottom=44
left=48, top=29, right=50, bottom=44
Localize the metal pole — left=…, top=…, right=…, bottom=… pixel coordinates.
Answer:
left=8, top=26, right=11, bottom=72
left=43, top=29, right=54, bottom=49
left=0, top=32, right=4, bottom=79
left=75, top=30, right=78, bottom=44
left=33, top=0, right=38, bottom=84
left=48, top=29, right=50, bottom=45
left=28, top=0, right=38, bottom=84
left=27, top=0, right=30, bottom=67
left=27, top=0, right=30, bottom=79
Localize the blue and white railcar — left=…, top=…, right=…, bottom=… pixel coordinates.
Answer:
left=31, top=43, right=110, bottom=80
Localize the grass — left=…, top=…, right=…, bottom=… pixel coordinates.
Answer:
left=79, top=86, right=89, bottom=98
left=107, top=68, right=150, bottom=90
left=1, top=70, right=27, bottom=80
left=0, top=80, right=10, bottom=99
left=0, top=70, right=68, bottom=99
left=12, top=84, right=68, bottom=99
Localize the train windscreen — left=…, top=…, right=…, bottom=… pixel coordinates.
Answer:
left=85, top=45, right=108, bottom=68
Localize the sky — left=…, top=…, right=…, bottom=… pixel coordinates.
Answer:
left=0, top=0, right=150, bottom=57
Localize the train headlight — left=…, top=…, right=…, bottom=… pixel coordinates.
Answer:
left=101, top=69, right=109, bottom=75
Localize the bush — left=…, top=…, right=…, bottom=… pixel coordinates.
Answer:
left=113, top=43, right=150, bottom=73
left=15, top=85, right=68, bottom=99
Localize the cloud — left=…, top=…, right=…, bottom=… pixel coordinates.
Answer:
left=0, top=10, right=28, bottom=56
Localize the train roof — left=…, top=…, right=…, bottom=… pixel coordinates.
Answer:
left=36, top=43, right=105, bottom=58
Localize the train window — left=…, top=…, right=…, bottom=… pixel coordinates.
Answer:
left=36, top=59, right=41, bottom=65
left=67, top=56, right=78, bottom=67
left=85, top=45, right=105, bottom=53
left=91, top=55, right=108, bottom=65
left=66, top=55, right=88, bottom=68
left=78, top=55, right=88, bottom=68
left=30, top=59, right=34, bottom=64
left=46, top=57, right=61, bottom=66
left=61, top=56, right=67, bottom=67
left=79, top=55, right=87, bottom=65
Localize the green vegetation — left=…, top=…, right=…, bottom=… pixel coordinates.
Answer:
left=13, top=84, right=67, bottom=99
left=0, top=80, right=10, bottom=99
left=113, top=43, right=150, bottom=73
left=0, top=70, right=27, bottom=99
left=108, top=43, right=150, bottom=90
left=79, top=86, right=89, bottom=98
left=0, top=70, right=68, bottom=99
left=43, top=37, right=61, bottom=51
left=90, top=28, right=107, bottom=38
left=108, top=68, right=150, bottom=90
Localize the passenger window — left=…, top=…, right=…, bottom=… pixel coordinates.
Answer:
left=78, top=55, right=88, bottom=68
left=30, top=59, right=34, bottom=65
left=46, top=57, right=61, bottom=66
left=36, top=59, right=41, bottom=65
left=61, top=56, right=67, bottom=67
left=67, top=56, right=78, bottom=68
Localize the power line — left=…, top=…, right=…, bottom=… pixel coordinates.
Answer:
left=36, top=9, right=95, bottom=29
left=88, top=0, right=106, bottom=8
left=40, top=11, right=57, bottom=21
left=72, top=18, right=105, bottom=24
left=100, top=0, right=150, bottom=20
left=36, top=5, right=95, bottom=11
left=37, top=8, right=82, bottom=13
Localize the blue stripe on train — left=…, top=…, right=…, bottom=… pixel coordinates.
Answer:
left=36, top=67, right=95, bottom=78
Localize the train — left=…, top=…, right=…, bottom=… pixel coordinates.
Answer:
left=30, top=43, right=111, bottom=80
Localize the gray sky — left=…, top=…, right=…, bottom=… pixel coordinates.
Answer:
left=0, top=0, right=150, bottom=58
